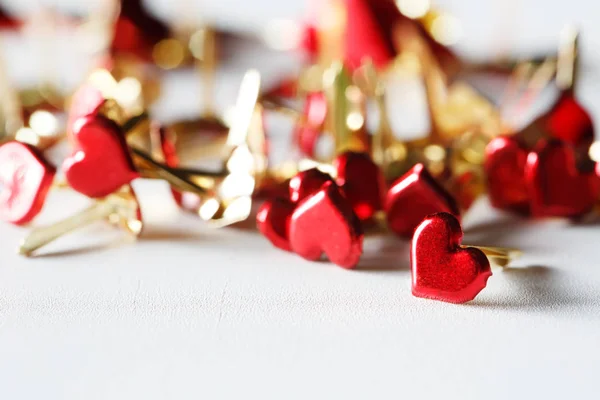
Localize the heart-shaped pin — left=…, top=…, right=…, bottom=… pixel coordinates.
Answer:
left=525, top=140, right=600, bottom=218
left=289, top=168, right=333, bottom=203
left=0, top=141, right=55, bottom=224
left=411, top=212, right=492, bottom=304
left=63, top=115, right=140, bottom=198
left=293, top=92, right=327, bottom=157
left=545, top=91, right=594, bottom=146
left=67, top=83, right=106, bottom=138
left=484, top=136, right=530, bottom=213
left=256, top=197, right=296, bottom=252
left=386, top=163, right=460, bottom=237
left=334, top=151, right=385, bottom=221
left=289, top=181, right=363, bottom=268
left=258, top=168, right=333, bottom=251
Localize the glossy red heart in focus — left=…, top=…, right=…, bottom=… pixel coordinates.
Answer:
left=334, top=151, right=385, bottom=221
left=256, top=198, right=296, bottom=252
left=386, top=163, right=460, bottom=237
left=411, top=212, right=492, bottom=304
left=63, top=116, right=139, bottom=198
left=289, top=168, right=333, bottom=203
left=484, top=136, right=530, bottom=213
left=525, top=140, right=600, bottom=218
left=289, top=181, right=363, bottom=268
left=545, top=91, right=594, bottom=146
left=0, top=141, right=55, bottom=224
left=293, top=92, right=327, bottom=157
left=67, top=84, right=106, bottom=139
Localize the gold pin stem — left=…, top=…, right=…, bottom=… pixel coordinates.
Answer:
left=130, top=146, right=211, bottom=195
left=18, top=199, right=116, bottom=256
left=466, top=245, right=523, bottom=267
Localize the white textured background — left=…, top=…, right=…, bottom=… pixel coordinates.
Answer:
left=1, top=1, right=600, bottom=399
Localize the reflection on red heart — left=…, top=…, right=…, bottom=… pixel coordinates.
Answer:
left=289, top=181, right=363, bottom=268
left=334, top=151, right=385, bottom=221
left=0, top=141, right=55, bottom=224
left=411, top=212, right=491, bottom=304
left=386, top=163, right=460, bottom=237
left=256, top=198, right=296, bottom=252
left=525, top=140, right=600, bottom=218
left=545, top=91, right=594, bottom=146
left=484, top=136, right=529, bottom=213
left=63, top=116, right=139, bottom=198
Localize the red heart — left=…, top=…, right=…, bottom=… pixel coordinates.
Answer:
left=256, top=198, right=296, bottom=252
left=67, top=83, right=106, bottom=139
left=411, top=212, right=492, bottom=304
left=334, top=151, right=385, bottom=221
left=293, top=92, right=327, bottom=157
left=289, top=181, right=363, bottom=268
left=525, top=140, right=600, bottom=218
left=386, top=163, right=460, bottom=237
left=484, top=136, right=529, bottom=213
left=545, top=91, right=594, bottom=146
left=0, top=141, right=55, bottom=224
left=289, top=168, right=333, bottom=203
left=63, top=115, right=139, bottom=198
left=257, top=168, right=333, bottom=251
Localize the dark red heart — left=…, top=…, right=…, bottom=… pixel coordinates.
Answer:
left=386, top=163, right=460, bottom=237
left=63, top=115, right=139, bottom=198
left=256, top=197, right=296, bottom=252
left=525, top=140, right=600, bottom=218
left=0, top=141, right=55, bottom=224
left=289, top=181, right=363, bottom=268
left=289, top=168, right=333, bottom=203
left=484, top=136, right=530, bottom=213
left=411, top=212, right=492, bottom=304
left=258, top=168, right=333, bottom=251
left=545, top=91, right=594, bottom=146
left=334, top=151, right=385, bottom=221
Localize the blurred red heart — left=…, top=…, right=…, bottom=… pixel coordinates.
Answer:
left=545, top=91, right=594, bottom=146
left=386, top=163, right=460, bottom=237
left=484, top=136, right=530, bottom=213
left=67, top=84, right=106, bottom=139
left=63, top=116, right=139, bottom=198
left=411, top=212, right=492, bottom=304
left=0, top=141, right=55, bottom=224
left=525, top=140, right=600, bottom=218
left=289, top=181, right=363, bottom=268
left=257, top=198, right=296, bottom=252
left=289, top=168, right=333, bottom=203
left=293, top=92, right=327, bottom=157
left=334, top=151, right=386, bottom=221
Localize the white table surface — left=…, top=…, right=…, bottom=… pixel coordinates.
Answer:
left=1, top=1, right=600, bottom=399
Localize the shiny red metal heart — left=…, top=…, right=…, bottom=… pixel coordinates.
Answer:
left=411, top=212, right=492, bottom=304
left=525, top=140, right=600, bottom=218
left=289, top=168, right=333, bottom=203
left=63, top=116, right=139, bottom=198
left=386, top=163, right=460, bottom=237
left=334, top=151, right=385, bottom=221
left=484, top=136, right=530, bottom=213
left=289, top=181, right=363, bottom=268
left=545, top=91, right=594, bottom=146
left=256, top=197, right=296, bottom=252
left=0, top=141, right=55, bottom=224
